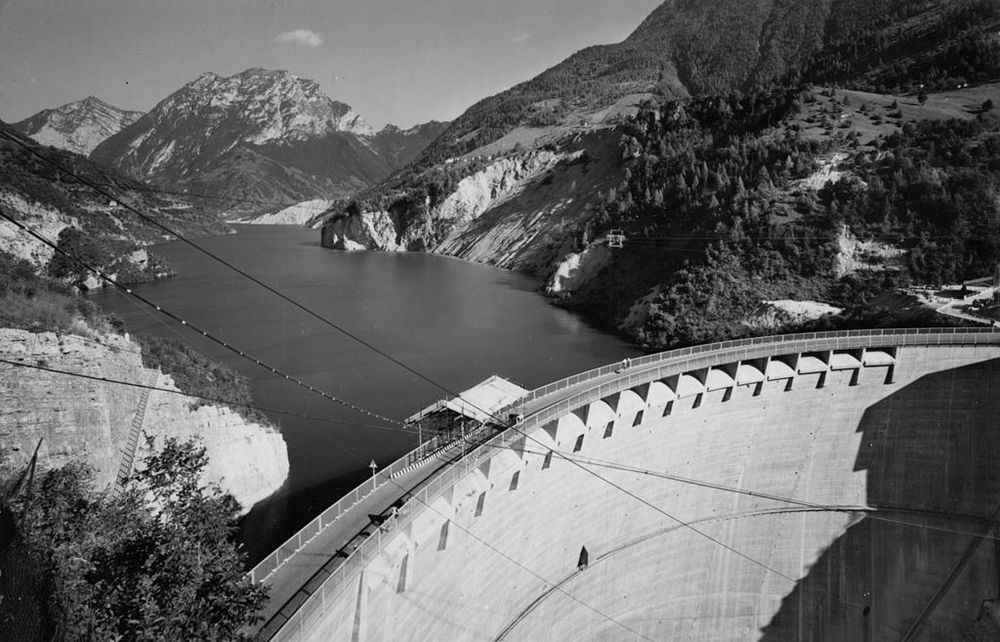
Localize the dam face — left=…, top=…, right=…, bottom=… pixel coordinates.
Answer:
left=282, top=340, right=1000, bottom=642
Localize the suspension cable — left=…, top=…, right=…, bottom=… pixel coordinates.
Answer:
left=0, top=208, right=403, bottom=426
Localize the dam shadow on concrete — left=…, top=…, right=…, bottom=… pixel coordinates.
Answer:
left=759, top=357, right=1000, bottom=641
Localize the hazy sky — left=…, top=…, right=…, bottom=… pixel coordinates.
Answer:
left=0, top=0, right=662, bottom=128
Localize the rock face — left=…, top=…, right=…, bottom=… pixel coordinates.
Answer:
left=12, top=96, right=142, bottom=156
left=324, top=150, right=562, bottom=257
left=0, top=119, right=229, bottom=275
left=834, top=224, right=906, bottom=278
left=235, top=199, right=336, bottom=226
left=323, top=210, right=405, bottom=251
left=322, top=130, right=625, bottom=275
left=746, top=299, right=844, bottom=329
left=0, top=328, right=288, bottom=512
left=545, top=245, right=613, bottom=296
left=0, top=192, right=75, bottom=268
left=90, top=69, right=443, bottom=208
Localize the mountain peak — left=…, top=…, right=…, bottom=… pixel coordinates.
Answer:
left=87, top=67, right=442, bottom=206
left=12, top=96, right=142, bottom=156
left=166, top=68, right=374, bottom=139
left=237, top=67, right=289, bottom=79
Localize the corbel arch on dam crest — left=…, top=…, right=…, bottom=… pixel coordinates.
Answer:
left=264, top=330, right=1000, bottom=642
left=642, top=378, right=676, bottom=416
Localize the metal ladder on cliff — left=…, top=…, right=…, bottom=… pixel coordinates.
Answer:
left=113, top=371, right=159, bottom=494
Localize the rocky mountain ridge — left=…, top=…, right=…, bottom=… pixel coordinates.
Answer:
left=90, top=68, right=446, bottom=211
left=12, top=96, right=142, bottom=156
left=0, top=119, right=228, bottom=280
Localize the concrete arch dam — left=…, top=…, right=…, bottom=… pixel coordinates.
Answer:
left=268, top=330, right=1000, bottom=641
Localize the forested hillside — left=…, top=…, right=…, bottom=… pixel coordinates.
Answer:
left=806, top=0, right=1000, bottom=93
left=411, top=0, right=1000, bottom=171
left=564, top=81, right=1000, bottom=348
left=0, top=121, right=227, bottom=286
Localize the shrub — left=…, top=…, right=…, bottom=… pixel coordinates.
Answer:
left=136, top=335, right=267, bottom=424
left=0, top=250, right=115, bottom=336
left=9, top=439, right=267, bottom=641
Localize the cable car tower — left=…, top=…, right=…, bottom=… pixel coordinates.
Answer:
left=607, top=229, right=625, bottom=249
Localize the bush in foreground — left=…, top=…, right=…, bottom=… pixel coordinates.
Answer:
left=10, top=438, right=266, bottom=641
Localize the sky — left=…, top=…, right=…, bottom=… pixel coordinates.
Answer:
left=0, top=0, right=663, bottom=129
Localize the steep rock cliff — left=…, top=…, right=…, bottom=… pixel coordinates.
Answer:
left=323, top=129, right=625, bottom=276
left=545, top=244, right=613, bottom=296
left=322, top=210, right=406, bottom=251
left=12, top=96, right=142, bottom=156
left=323, top=150, right=566, bottom=264
left=0, top=328, right=288, bottom=511
left=0, top=192, right=75, bottom=267
left=233, top=199, right=336, bottom=226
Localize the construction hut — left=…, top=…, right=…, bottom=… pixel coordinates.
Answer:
left=405, top=376, right=528, bottom=440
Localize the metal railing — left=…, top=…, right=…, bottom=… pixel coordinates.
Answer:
left=248, top=431, right=452, bottom=583
left=514, top=327, right=1000, bottom=409
left=248, top=419, right=501, bottom=584
left=263, top=327, right=1000, bottom=640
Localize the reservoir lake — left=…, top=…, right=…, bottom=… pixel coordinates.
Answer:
left=93, top=225, right=640, bottom=563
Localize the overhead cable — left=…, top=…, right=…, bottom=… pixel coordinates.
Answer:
left=0, top=357, right=405, bottom=433
left=0, top=208, right=403, bottom=427
left=0, top=127, right=794, bottom=584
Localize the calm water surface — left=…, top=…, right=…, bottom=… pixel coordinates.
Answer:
left=93, top=225, right=640, bottom=563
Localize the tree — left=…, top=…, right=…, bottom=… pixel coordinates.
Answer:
left=13, top=438, right=266, bottom=641
left=46, top=228, right=106, bottom=285
left=983, top=98, right=994, bottom=113
left=917, top=90, right=929, bottom=105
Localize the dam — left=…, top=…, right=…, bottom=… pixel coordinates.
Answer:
left=256, top=328, right=1000, bottom=641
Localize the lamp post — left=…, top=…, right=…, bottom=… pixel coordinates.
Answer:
left=369, top=459, right=378, bottom=492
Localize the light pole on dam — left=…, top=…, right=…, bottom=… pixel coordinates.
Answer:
left=257, top=329, right=1000, bottom=642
